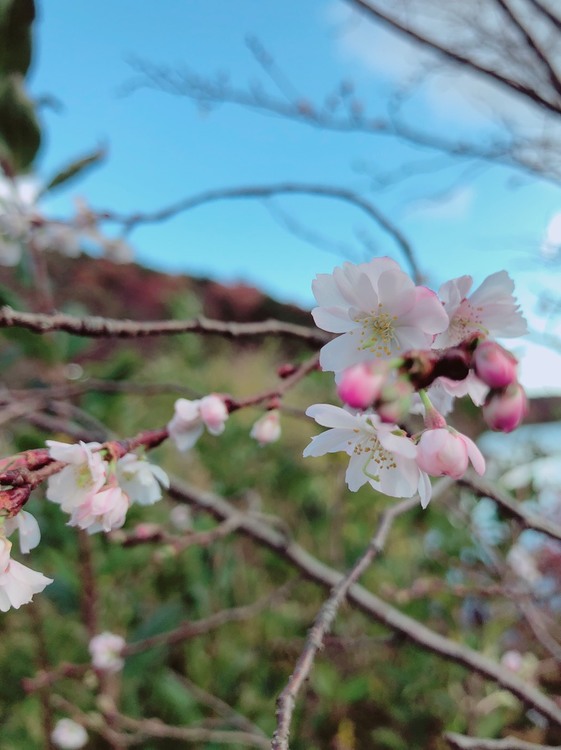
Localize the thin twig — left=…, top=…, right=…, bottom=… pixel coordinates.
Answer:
left=271, top=495, right=418, bottom=750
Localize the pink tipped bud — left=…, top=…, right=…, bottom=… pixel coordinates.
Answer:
left=336, top=363, right=386, bottom=410
left=250, top=410, right=281, bottom=445
left=483, top=383, right=528, bottom=433
left=416, top=427, right=485, bottom=479
left=473, top=340, right=518, bottom=389
left=199, top=394, right=229, bottom=435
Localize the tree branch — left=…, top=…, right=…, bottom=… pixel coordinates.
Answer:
left=98, top=182, right=421, bottom=282
left=0, top=306, right=326, bottom=345
left=346, top=0, right=561, bottom=115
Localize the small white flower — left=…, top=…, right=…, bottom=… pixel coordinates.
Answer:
left=434, top=271, right=527, bottom=348
left=116, top=453, right=169, bottom=506
left=311, top=257, right=449, bottom=373
left=0, top=538, right=52, bottom=612
left=304, top=404, right=432, bottom=507
left=89, top=631, right=126, bottom=673
left=167, top=395, right=228, bottom=451
left=51, top=718, right=88, bottom=749
left=46, top=441, right=106, bottom=513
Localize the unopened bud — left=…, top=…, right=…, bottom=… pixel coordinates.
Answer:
left=473, top=340, right=518, bottom=389
left=337, top=362, right=387, bottom=410
left=250, top=410, right=281, bottom=445
left=483, top=383, right=528, bottom=432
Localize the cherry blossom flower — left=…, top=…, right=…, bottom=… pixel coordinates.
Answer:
left=434, top=271, right=527, bottom=348
left=51, top=718, right=88, bottom=750
left=416, top=427, right=485, bottom=480
left=311, top=257, right=449, bottom=373
left=4, top=510, right=41, bottom=554
left=250, top=410, right=282, bottom=445
left=46, top=440, right=106, bottom=513
left=0, top=538, right=52, bottom=612
left=69, top=476, right=130, bottom=534
left=167, top=395, right=229, bottom=451
left=89, top=631, right=126, bottom=673
left=303, top=404, right=432, bottom=507
left=116, top=453, right=169, bottom=505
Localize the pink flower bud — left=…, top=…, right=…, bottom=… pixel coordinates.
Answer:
left=336, top=363, right=386, bottom=409
left=250, top=410, right=281, bottom=445
left=473, top=340, right=518, bottom=389
left=199, top=394, right=229, bottom=435
left=483, top=383, right=528, bottom=432
left=416, top=428, right=485, bottom=479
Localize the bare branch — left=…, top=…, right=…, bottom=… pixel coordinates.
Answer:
left=459, top=473, right=561, bottom=544
left=346, top=0, right=561, bottom=115
left=98, top=182, right=421, bottom=281
left=493, top=0, right=561, bottom=98
left=0, top=306, right=326, bottom=346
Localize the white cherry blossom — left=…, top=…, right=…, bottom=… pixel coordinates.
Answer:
left=311, top=257, right=449, bottom=373
left=0, top=538, right=52, bottom=612
left=89, top=631, right=126, bottom=673
left=303, top=404, right=432, bottom=507
left=69, top=478, right=130, bottom=534
left=167, top=395, right=229, bottom=451
left=51, top=718, right=88, bottom=749
left=116, top=453, right=169, bottom=505
left=434, top=271, right=527, bottom=348
left=46, top=440, right=106, bottom=513
left=4, top=510, right=41, bottom=554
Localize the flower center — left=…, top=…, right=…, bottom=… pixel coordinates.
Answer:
left=354, top=304, right=398, bottom=357
left=448, top=300, right=488, bottom=345
left=350, top=428, right=398, bottom=482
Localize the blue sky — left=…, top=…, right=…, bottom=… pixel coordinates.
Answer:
left=25, top=0, right=561, bottom=393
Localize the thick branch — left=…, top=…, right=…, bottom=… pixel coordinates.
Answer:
left=0, top=306, right=326, bottom=345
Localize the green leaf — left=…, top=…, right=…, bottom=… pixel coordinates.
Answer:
left=42, top=145, right=107, bottom=194
left=0, top=0, right=35, bottom=76
left=0, top=73, right=40, bottom=171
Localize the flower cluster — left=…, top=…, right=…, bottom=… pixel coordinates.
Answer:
left=0, top=442, right=169, bottom=613
left=304, top=257, right=528, bottom=507
left=167, top=394, right=282, bottom=451
left=46, top=441, right=169, bottom=534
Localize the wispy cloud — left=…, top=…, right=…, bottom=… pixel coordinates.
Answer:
left=404, top=185, right=475, bottom=221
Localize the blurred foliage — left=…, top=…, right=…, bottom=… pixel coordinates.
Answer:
left=0, top=0, right=40, bottom=173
